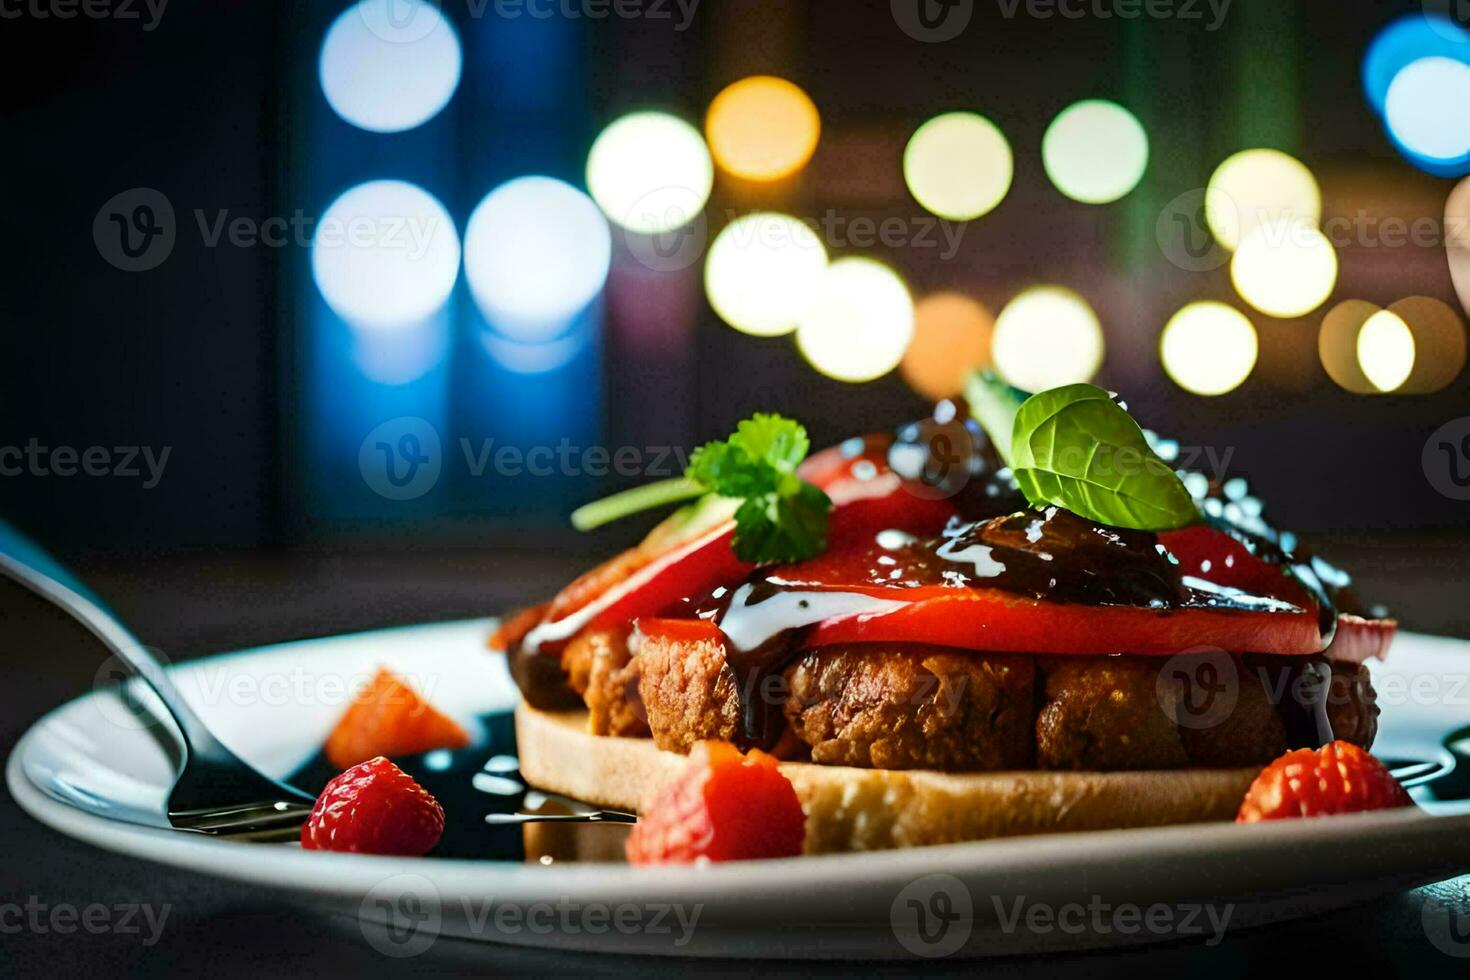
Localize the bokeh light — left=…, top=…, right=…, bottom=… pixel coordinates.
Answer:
left=904, top=112, right=1013, bottom=221
left=586, top=111, right=713, bottom=233
left=1319, top=299, right=1386, bottom=394
left=795, top=258, right=914, bottom=383
left=1159, top=302, right=1258, bottom=396
left=1230, top=220, right=1338, bottom=318
left=319, top=0, right=462, bottom=133
left=705, top=76, right=820, bottom=182
left=1384, top=57, right=1470, bottom=176
left=1356, top=309, right=1415, bottom=393
left=1449, top=177, right=1470, bottom=318
left=704, top=212, right=828, bottom=336
left=901, top=293, right=994, bottom=400
left=991, top=287, right=1104, bottom=392
left=1362, top=14, right=1470, bottom=115
left=1042, top=100, right=1148, bottom=204
left=1205, top=149, right=1322, bottom=252
left=463, top=176, right=611, bottom=341
left=1390, top=296, right=1467, bottom=394
left=312, top=180, right=461, bottom=330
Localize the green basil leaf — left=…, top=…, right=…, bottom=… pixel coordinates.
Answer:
left=1010, top=383, right=1199, bottom=531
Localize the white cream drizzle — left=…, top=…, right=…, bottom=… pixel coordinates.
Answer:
left=717, top=582, right=909, bottom=653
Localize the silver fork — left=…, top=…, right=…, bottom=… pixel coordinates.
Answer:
left=0, top=518, right=314, bottom=841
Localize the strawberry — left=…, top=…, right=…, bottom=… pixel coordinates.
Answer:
left=325, top=667, right=470, bottom=771
left=625, top=741, right=805, bottom=865
left=301, top=756, right=445, bottom=856
left=1237, top=740, right=1414, bottom=823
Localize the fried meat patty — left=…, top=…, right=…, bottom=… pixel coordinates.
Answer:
left=570, top=631, right=1379, bottom=771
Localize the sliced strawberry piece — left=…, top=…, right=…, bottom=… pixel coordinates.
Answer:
left=625, top=741, right=805, bottom=865
left=325, top=667, right=470, bottom=771
left=1236, top=741, right=1414, bottom=823
left=301, top=756, right=445, bottom=855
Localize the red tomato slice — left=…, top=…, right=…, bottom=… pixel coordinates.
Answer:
left=526, top=455, right=957, bottom=650
left=803, top=586, right=1323, bottom=655
left=1159, top=526, right=1313, bottom=607
left=638, top=583, right=1322, bottom=657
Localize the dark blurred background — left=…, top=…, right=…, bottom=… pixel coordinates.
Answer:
left=1, top=0, right=1468, bottom=637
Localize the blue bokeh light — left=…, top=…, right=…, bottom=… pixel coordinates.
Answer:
left=1385, top=56, right=1470, bottom=178
left=463, top=176, right=612, bottom=342
left=1361, top=14, right=1470, bottom=116
left=319, top=0, right=462, bottom=134
left=311, top=179, right=461, bottom=331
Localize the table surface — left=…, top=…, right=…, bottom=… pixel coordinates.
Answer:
left=3, top=540, right=1470, bottom=977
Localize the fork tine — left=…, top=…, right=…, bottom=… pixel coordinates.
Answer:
left=171, top=800, right=313, bottom=839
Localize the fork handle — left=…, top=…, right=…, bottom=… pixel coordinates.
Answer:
left=0, top=520, right=230, bottom=761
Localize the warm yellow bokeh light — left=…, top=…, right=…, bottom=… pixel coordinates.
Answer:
left=904, top=112, right=1013, bottom=221
left=1231, top=220, right=1338, bottom=318
left=1387, top=296, right=1466, bottom=394
left=1357, top=310, right=1416, bottom=393
left=1159, top=302, right=1258, bottom=396
left=704, top=212, right=827, bottom=336
left=1042, top=100, right=1149, bottom=204
left=1319, top=299, right=1384, bottom=394
left=706, top=76, right=820, bottom=182
left=586, top=111, right=713, bottom=233
left=1206, top=149, right=1322, bottom=252
left=902, top=292, right=994, bottom=400
left=795, top=257, right=915, bottom=383
left=991, top=286, right=1104, bottom=392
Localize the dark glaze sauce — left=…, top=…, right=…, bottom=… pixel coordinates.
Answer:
left=700, top=506, right=1310, bottom=747
left=287, top=711, right=631, bottom=862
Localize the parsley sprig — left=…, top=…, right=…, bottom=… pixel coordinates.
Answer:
left=569, top=413, right=832, bottom=565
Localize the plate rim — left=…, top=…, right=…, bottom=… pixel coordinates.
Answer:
left=10, top=620, right=1470, bottom=907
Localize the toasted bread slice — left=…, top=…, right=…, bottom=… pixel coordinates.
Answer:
left=514, top=703, right=1258, bottom=854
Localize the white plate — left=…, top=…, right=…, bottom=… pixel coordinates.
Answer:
left=9, top=619, right=1470, bottom=959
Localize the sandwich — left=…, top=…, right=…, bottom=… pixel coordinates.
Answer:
left=491, top=377, right=1396, bottom=853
